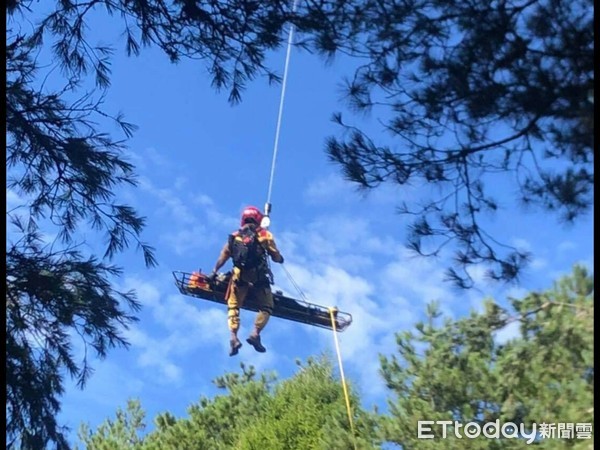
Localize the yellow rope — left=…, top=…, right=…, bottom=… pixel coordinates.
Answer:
left=329, top=307, right=357, bottom=450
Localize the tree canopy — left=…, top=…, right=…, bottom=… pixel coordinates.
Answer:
left=77, top=357, right=380, bottom=449
left=380, top=265, right=594, bottom=448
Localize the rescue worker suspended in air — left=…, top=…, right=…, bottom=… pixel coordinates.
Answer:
left=210, top=206, right=284, bottom=356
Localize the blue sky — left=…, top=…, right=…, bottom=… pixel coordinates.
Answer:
left=6, top=8, right=594, bottom=446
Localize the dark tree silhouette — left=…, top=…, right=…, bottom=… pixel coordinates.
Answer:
left=324, top=0, right=594, bottom=287
left=6, top=31, right=157, bottom=449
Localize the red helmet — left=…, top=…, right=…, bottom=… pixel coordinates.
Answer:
left=240, top=206, right=263, bottom=226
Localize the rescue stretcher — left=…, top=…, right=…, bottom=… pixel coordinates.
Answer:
left=172, top=270, right=352, bottom=332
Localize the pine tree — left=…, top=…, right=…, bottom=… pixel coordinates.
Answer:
left=78, top=357, right=381, bottom=449
left=379, top=265, right=594, bottom=449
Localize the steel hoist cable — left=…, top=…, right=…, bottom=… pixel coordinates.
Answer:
left=263, top=0, right=299, bottom=221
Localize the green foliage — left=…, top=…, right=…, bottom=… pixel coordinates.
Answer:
left=79, top=357, right=380, bottom=449
left=238, top=356, right=378, bottom=450
left=380, top=265, right=594, bottom=449
left=78, top=399, right=146, bottom=450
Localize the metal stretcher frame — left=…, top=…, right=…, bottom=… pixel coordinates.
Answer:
left=173, top=271, right=352, bottom=332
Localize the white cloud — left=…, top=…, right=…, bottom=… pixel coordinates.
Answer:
left=124, top=147, right=173, bottom=173
left=138, top=177, right=198, bottom=225
left=505, top=286, right=529, bottom=300
left=133, top=175, right=238, bottom=258
left=241, top=347, right=278, bottom=374
left=277, top=262, right=396, bottom=400
left=268, top=209, right=587, bottom=399
left=304, top=173, right=358, bottom=204
left=304, top=172, right=416, bottom=208
left=557, top=240, right=577, bottom=253
left=465, top=264, right=489, bottom=286
left=380, top=257, right=455, bottom=310
left=265, top=208, right=578, bottom=402
left=274, top=213, right=399, bottom=276
left=205, top=208, right=239, bottom=230
left=145, top=147, right=173, bottom=170
left=192, top=194, right=215, bottom=207
left=160, top=224, right=219, bottom=256
left=511, top=238, right=532, bottom=252
left=530, top=258, right=548, bottom=270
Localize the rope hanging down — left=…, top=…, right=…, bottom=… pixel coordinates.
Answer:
left=264, top=0, right=300, bottom=221
left=329, top=307, right=358, bottom=450
left=282, top=264, right=356, bottom=448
